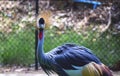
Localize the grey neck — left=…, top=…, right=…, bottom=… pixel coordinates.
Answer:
left=37, top=30, right=46, bottom=63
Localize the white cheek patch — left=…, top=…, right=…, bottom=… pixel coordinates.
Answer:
left=37, top=23, right=45, bottom=29
left=40, top=24, right=45, bottom=28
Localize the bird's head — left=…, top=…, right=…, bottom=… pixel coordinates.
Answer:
left=37, top=18, right=45, bottom=30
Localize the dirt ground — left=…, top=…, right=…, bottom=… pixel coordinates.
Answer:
left=0, top=67, right=120, bottom=76
left=113, top=71, right=120, bottom=76
left=0, top=71, right=120, bottom=76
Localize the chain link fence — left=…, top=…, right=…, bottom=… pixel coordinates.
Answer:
left=0, top=25, right=120, bottom=67
left=0, top=1, right=120, bottom=68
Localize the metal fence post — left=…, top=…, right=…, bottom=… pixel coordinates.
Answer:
left=35, top=0, right=39, bottom=70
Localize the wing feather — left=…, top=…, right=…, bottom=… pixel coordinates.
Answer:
left=47, top=43, right=101, bottom=70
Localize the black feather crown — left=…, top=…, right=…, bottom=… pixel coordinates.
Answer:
left=39, top=18, right=45, bottom=24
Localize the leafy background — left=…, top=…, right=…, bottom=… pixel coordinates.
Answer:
left=0, top=0, right=120, bottom=70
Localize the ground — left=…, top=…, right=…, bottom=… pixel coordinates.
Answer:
left=113, top=71, right=120, bottom=76
left=0, top=67, right=120, bottom=76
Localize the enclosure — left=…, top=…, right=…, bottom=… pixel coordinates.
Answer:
left=0, top=0, right=120, bottom=76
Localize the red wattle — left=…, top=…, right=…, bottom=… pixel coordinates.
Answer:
left=38, top=32, right=43, bottom=40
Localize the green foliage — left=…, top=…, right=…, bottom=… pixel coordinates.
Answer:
left=44, top=29, right=120, bottom=66
left=1, top=0, right=119, bottom=67
left=0, top=28, right=35, bottom=66
left=94, top=32, right=120, bottom=66
left=0, top=27, right=120, bottom=67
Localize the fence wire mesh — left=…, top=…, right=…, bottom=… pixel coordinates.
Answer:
left=0, top=26, right=120, bottom=67
left=0, top=0, right=120, bottom=68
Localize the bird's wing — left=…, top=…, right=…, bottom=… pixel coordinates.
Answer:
left=47, top=43, right=101, bottom=70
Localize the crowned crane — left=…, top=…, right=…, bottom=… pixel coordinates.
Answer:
left=37, top=18, right=113, bottom=76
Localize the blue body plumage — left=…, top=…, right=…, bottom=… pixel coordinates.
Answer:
left=37, top=18, right=113, bottom=76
